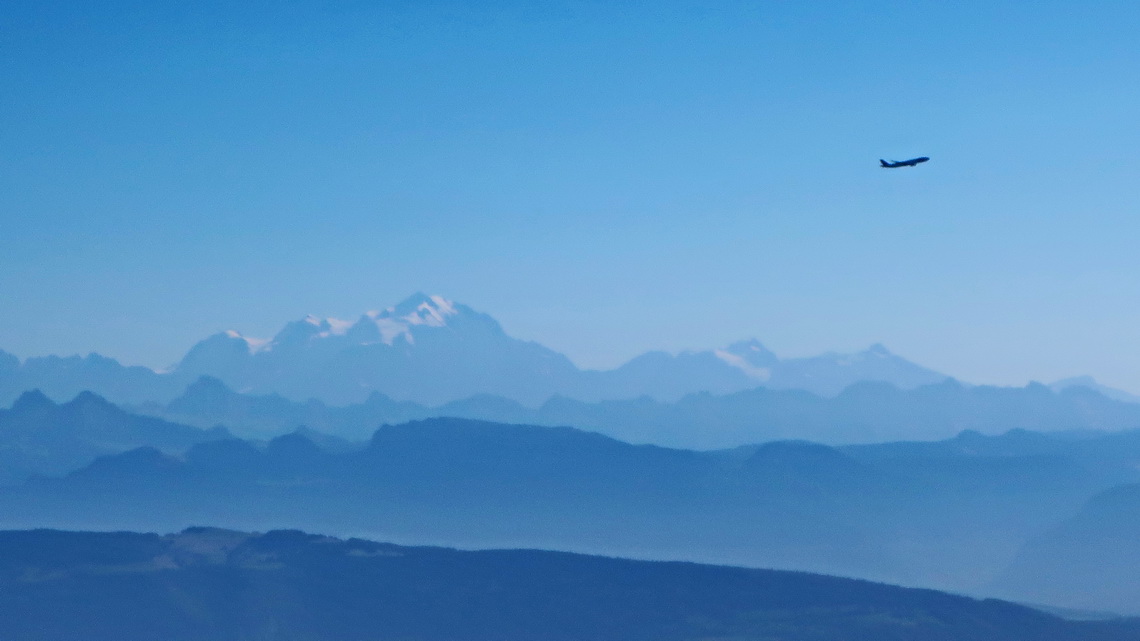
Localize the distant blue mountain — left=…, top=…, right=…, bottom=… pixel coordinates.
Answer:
left=0, top=390, right=228, bottom=485
left=6, top=412, right=1140, bottom=607
left=0, top=293, right=952, bottom=407
left=1050, top=375, right=1140, bottom=403
left=997, top=481, right=1140, bottom=613
left=0, top=350, right=183, bottom=407
left=151, top=375, right=1140, bottom=447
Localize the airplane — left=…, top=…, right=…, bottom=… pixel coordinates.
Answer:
left=880, top=156, right=929, bottom=168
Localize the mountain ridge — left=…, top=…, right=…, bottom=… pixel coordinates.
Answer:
left=6, top=411, right=1140, bottom=608
left=146, top=374, right=1140, bottom=447
left=0, top=294, right=952, bottom=407
left=2, top=527, right=1135, bottom=641
left=0, top=389, right=229, bottom=485
left=5, top=294, right=1135, bottom=412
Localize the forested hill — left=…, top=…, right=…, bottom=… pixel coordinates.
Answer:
left=0, top=527, right=1135, bottom=641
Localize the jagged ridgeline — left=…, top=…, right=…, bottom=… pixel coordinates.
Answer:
left=0, top=293, right=951, bottom=407
left=150, top=373, right=1140, bottom=446
left=6, top=294, right=1138, bottom=448
left=0, top=528, right=1135, bottom=641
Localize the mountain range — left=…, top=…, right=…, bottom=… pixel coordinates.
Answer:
left=1, top=293, right=955, bottom=407
left=3, top=527, right=1135, bottom=641
left=8, top=293, right=1136, bottom=414
left=5, top=402, right=1140, bottom=611
left=11, top=374, right=1140, bottom=485
left=5, top=294, right=1140, bottom=617
left=139, top=374, right=1140, bottom=448
left=0, top=390, right=228, bottom=485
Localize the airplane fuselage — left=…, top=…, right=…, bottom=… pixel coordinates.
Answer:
left=880, top=156, right=929, bottom=168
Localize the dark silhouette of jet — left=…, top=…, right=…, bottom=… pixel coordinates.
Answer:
left=880, top=157, right=929, bottom=168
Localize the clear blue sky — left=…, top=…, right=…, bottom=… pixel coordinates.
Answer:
left=4, top=1, right=1140, bottom=390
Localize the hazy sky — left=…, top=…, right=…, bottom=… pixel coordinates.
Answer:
left=4, top=1, right=1140, bottom=390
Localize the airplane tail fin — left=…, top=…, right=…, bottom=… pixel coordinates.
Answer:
left=879, top=159, right=890, bottom=167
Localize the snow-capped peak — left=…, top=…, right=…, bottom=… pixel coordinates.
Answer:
left=325, top=318, right=353, bottom=335
left=714, top=349, right=772, bottom=381
left=223, top=330, right=270, bottom=353
left=298, top=315, right=352, bottom=336
left=216, top=295, right=465, bottom=354
left=363, top=294, right=460, bottom=345
left=400, top=295, right=456, bottom=326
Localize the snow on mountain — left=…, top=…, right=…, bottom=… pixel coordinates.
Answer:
left=714, top=339, right=779, bottom=381
left=759, top=343, right=949, bottom=396
left=361, top=293, right=458, bottom=345
left=172, top=293, right=579, bottom=405
left=1, top=293, right=953, bottom=407
left=223, top=330, right=269, bottom=353
left=213, top=293, right=465, bottom=355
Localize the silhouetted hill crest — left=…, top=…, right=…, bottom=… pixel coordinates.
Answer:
left=69, top=446, right=183, bottom=482
left=0, top=391, right=230, bottom=484
left=141, top=373, right=1140, bottom=447
left=0, top=527, right=1136, bottom=641
left=11, top=389, right=56, bottom=413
